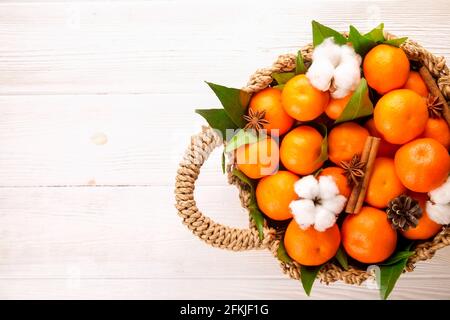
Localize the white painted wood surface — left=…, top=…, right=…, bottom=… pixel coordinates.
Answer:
left=0, top=0, right=449, bottom=299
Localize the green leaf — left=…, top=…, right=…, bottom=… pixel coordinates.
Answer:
left=195, top=109, right=238, bottom=139
left=221, top=151, right=226, bottom=174
left=318, top=132, right=328, bottom=164
left=383, top=37, right=407, bottom=47
left=379, top=257, right=409, bottom=300
left=232, top=169, right=256, bottom=198
left=313, top=168, right=323, bottom=178
left=378, top=241, right=413, bottom=299
left=335, top=246, right=349, bottom=270
left=310, top=123, right=328, bottom=164
left=401, top=241, right=414, bottom=251
left=348, top=24, right=404, bottom=56
left=277, top=241, right=292, bottom=263
left=312, top=20, right=347, bottom=47
left=335, top=78, right=373, bottom=124
left=300, top=265, right=323, bottom=296
left=232, top=169, right=265, bottom=240
left=206, top=82, right=251, bottom=128
left=249, top=204, right=265, bottom=240
left=295, top=51, right=306, bottom=74
left=381, top=251, right=414, bottom=266
left=272, top=72, right=295, bottom=85
left=273, top=84, right=285, bottom=90
left=364, top=23, right=385, bottom=43
left=381, top=242, right=415, bottom=265
left=225, top=129, right=262, bottom=153
left=401, top=241, right=415, bottom=252
left=348, top=25, right=376, bottom=56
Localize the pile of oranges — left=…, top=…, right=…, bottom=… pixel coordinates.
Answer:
left=235, top=43, right=450, bottom=267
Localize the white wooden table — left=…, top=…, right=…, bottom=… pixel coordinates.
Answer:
left=0, top=0, right=449, bottom=300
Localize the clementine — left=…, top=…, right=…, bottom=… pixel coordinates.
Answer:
left=325, top=93, right=352, bottom=120
left=281, top=74, right=329, bottom=121
left=280, top=125, right=324, bottom=175
left=394, top=138, right=450, bottom=192
left=284, top=220, right=341, bottom=266
left=365, top=157, right=406, bottom=208
left=236, top=136, right=279, bottom=179
left=364, top=118, right=400, bottom=158
left=318, top=167, right=351, bottom=198
left=363, top=44, right=410, bottom=94
left=374, top=89, right=428, bottom=144
left=256, top=171, right=299, bottom=221
left=402, top=70, right=429, bottom=97
left=328, top=122, right=369, bottom=165
left=342, top=206, right=397, bottom=264
left=420, top=117, right=450, bottom=149
left=249, top=88, right=294, bottom=136
left=401, top=193, right=442, bottom=240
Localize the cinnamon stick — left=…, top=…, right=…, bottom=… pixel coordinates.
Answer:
left=345, top=136, right=373, bottom=214
left=419, top=66, right=450, bottom=126
left=353, top=137, right=380, bottom=213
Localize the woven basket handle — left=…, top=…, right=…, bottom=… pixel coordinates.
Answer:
left=175, top=126, right=273, bottom=251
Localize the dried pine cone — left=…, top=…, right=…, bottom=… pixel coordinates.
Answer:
left=386, top=195, right=423, bottom=231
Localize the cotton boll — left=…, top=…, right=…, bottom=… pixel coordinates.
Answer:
left=306, top=59, right=335, bottom=91
left=332, top=61, right=361, bottom=99
left=307, top=38, right=343, bottom=91
left=314, top=206, right=337, bottom=232
left=307, top=39, right=362, bottom=99
left=318, top=176, right=340, bottom=199
left=429, top=177, right=450, bottom=205
left=294, top=175, right=320, bottom=200
left=321, top=194, right=347, bottom=213
left=340, top=45, right=362, bottom=66
left=289, top=174, right=346, bottom=232
left=426, top=176, right=450, bottom=225
left=334, top=61, right=361, bottom=90
left=295, top=210, right=317, bottom=230
left=330, top=86, right=351, bottom=99
left=290, top=199, right=315, bottom=215
left=290, top=199, right=316, bottom=229
left=426, top=202, right=450, bottom=225
left=312, top=38, right=342, bottom=66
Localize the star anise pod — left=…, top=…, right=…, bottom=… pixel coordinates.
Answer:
left=243, top=108, right=269, bottom=131
left=340, top=154, right=366, bottom=186
left=427, top=93, right=444, bottom=118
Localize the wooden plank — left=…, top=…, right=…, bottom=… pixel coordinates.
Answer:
left=0, top=1, right=449, bottom=95
left=0, top=94, right=230, bottom=186
left=0, top=185, right=272, bottom=279
left=0, top=0, right=449, bottom=301
left=0, top=186, right=449, bottom=300
left=1, top=278, right=450, bottom=300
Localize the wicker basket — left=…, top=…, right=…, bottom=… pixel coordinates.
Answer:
left=175, top=32, right=450, bottom=286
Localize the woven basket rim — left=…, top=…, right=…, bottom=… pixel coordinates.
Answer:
left=175, top=31, right=450, bottom=286
left=231, top=33, right=450, bottom=285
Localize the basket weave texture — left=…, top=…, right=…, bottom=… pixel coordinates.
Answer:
left=175, top=33, right=450, bottom=285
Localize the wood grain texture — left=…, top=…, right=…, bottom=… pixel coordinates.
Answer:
left=0, top=186, right=449, bottom=300
left=0, top=0, right=449, bottom=95
left=0, top=94, right=228, bottom=186
left=0, top=0, right=449, bottom=299
left=3, top=278, right=450, bottom=300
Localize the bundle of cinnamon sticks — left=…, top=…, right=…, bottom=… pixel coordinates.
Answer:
left=419, top=66, right=450, bottom=127
left=345, top=136, right=380, bottom=214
